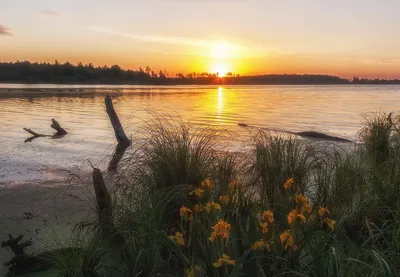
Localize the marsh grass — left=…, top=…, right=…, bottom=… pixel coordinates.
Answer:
left=45, top=112, right=400, bottom=277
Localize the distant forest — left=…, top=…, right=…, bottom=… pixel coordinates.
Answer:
left=1, top=61, right=400, bottom=85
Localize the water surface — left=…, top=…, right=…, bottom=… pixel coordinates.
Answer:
left=0, top=84, right=399, bottom=185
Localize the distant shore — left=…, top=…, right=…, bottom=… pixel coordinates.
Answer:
left=2, top=61, right=400, bottom=85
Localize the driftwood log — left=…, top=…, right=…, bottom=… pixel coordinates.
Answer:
left=92, top=167, right=114, bottom=236
left=105, top=95, right=131, bottom=146
left=23, top=119, right=68, bottom=142
left=105, top=95, right=131, bottom=170
left=50, top=119, right=68, bottom=135
left=238, top=123, right=352, bottom=143
left=1, top=234, right=79, bottom=276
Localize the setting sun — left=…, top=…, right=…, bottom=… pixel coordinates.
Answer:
left=211, top=63, right=229, bottom=77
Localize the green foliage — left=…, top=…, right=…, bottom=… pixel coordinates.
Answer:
left=44, top=112, right=400, bottom=276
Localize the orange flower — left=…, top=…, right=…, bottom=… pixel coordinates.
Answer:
left=201, top=179, right=213, bottom=189
left=259, top=222, right=269, bottom=233
left=295, top=193, right=308, bottom=205
left=213, top=254, right=235, bottom=268
left=219, top=195, right=229, bottom=205
left=188, top=188, right=204, bottom=197
left=280, top=230, right=297, bottom=251
left=253, top=239, right=270, bottom=252
left=261, top=210, right=274, bottom=223
left=301, top=203, right=313, bottom=217
left=287, top=210, right=297, bottom=225
left=318, top=207, right=330, bottom=217
left=324, top=218, right=336, bottom=231
left=205, top=201, right=221, bottom=213
left=180, top=206, right=193, bottom=220
left=168, top=232, right=185, bottom=246
left=209, top=219, right=231, bottom=241
left=287, top=210, right=306, bottom=225
left=284, top=178, right=294, bottom=189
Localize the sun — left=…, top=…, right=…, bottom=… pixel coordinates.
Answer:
left=212, top=63, right=229, bottom=77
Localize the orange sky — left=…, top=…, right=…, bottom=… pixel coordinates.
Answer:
left=1, top=0, right=400, bottom=79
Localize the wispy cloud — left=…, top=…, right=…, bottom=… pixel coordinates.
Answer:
left=361, top=59, right=400, bottom=65
left=87, top=26, right=275, bottom=58
left=38, top=9, right=59, bottom=16
left=0, top=25, right=12, bottom=36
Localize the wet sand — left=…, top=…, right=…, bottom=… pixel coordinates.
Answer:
left=0, top=180, right=94, bottom=276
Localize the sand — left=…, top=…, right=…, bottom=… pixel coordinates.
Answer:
left=0, top=180, right=94, bottom=276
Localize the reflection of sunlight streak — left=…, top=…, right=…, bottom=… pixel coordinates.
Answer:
left=217, top=87, right=224, bottom=119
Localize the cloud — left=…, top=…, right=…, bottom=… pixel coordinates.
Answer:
left=87, top=26, right=276, bottom=58
left=0, top=25, right=12, bottom=36
left=361, top=59, right=400, bottom=65
left=38, top=9, right=59, bottom=16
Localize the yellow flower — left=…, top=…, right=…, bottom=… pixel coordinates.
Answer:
left=219, top=195, right=229, bottom=205
left=205, top=201, right=221, bottom=213
left=297, top=213, right=306, bottom=222
left=318, top=207, right=330, bottom=217
left=287, top=210, right=297, bottom=225
left=189, top=188, right=204, bottom=197
left=287, top=210, right=306, bottom=225
left=324, top=218, right=336, bottom=231
left=186, top=265, right=202, bottom=277
left=253, top=239, right=265, bottom=251
left=209, top=219, right=231, bottom=241
left=193, top=204, right=203, bottom=213
left=295, top=193, right=308, bottom=205
left=259, top=222, right=269, bottom=233
left=213, top=254, right=235, bottom=268
left=201, top=178, right=213, bottom=189
left=301, top=203, right=313, bottom=218
left=229, top=179, right=240, bottom=189
left=168, top=232, right=185, bottom=246
left=280, top=230, right=297, bottom=251
left=261, top=210, right=274, bottom=223
left=284, top=177, right=294, bottom=189
left=180, top=206, right=193, bottom=220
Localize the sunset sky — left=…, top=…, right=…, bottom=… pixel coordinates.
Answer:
left=1, top=0, right=400, bottom=78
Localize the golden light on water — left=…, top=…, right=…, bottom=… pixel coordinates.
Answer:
left=217, top=87, right=224, bottom=114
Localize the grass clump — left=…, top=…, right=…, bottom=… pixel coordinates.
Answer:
left=45, top=112, right=400, bottom=277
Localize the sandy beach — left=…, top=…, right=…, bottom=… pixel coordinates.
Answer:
left=0, top=180, right=94, bottom=276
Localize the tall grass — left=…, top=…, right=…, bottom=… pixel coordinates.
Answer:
left=45, top=112, right=400, bottom=277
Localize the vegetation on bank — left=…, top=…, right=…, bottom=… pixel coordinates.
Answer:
left=1, top=61, right=400, bottom=85
left=25, top=112, right=397, bottom=277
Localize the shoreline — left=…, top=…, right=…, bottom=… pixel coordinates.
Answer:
left=0, top=180, right=94, bottom=276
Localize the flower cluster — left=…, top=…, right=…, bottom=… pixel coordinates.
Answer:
left=209, top=219, right=231, bottom=241
left=205, top=201, right=221, bottom=213
left=213, top=254, right=235, bottom=268
left=252, top=239, right=271, bottom=252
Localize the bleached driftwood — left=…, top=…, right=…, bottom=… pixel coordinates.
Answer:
left=105, top=95, right=131, bottom=146
left=105, top=95, right=131, bottom=170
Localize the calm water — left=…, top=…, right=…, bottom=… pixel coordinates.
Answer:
left=0, top=84, right=399, bottom=185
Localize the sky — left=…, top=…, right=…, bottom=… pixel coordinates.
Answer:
left=1, top=0, right=400, bottom=78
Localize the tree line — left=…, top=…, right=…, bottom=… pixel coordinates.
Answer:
left=0, top=61, right=399, bottom=85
